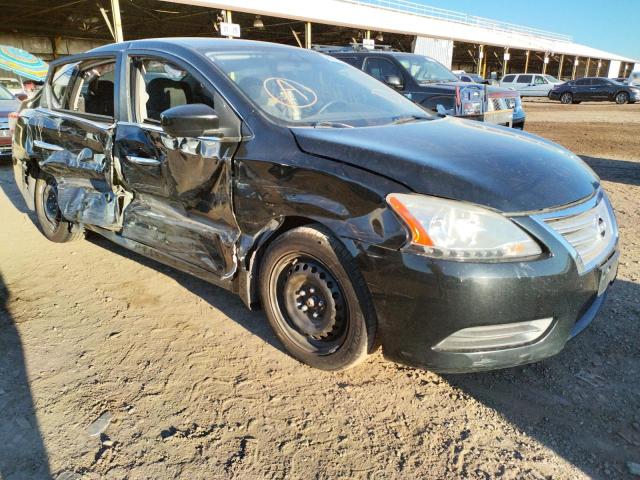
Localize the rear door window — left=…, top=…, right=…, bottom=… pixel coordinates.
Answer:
left=363, top=57, right=402, bottom=82
left=502, top=75, right=516, bottom=83
left=49, top=62, right=79, bottom=110
left=48, top=59, right=116, bottom=119
left=518, top=74, right=533, bottom=84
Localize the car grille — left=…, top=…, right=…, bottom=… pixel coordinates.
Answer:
left=490, top=97, right=517, bottom=111
left=538, top=193, right=617, bottom=272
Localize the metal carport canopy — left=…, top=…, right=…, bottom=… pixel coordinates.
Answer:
left=160, top=0, right=638, bottom=63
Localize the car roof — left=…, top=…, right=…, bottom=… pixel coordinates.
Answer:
left=89, top=37, right=302, bottom=54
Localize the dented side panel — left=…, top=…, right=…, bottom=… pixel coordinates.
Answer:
left=114, top=124, right=240, bottom=278
left=29, top=109, right=123, bottom=230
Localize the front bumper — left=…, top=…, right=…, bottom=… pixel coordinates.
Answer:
left=548, top=90, right=562, bottom=100
left=356, top=215, right=617, bottom=373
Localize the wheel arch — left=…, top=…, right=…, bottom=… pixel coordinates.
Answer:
left=238, top=215, right=360, bottom=311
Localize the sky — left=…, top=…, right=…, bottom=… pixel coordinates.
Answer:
left=414, top=0, right=638, bottom=61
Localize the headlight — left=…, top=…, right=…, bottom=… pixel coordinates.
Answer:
left=387, top=193, right=542, bottom=260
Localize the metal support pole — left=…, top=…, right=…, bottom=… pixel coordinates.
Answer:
left=305, top=22, right=312, bottom=49
left=542, top=54, right=548, bottom=75
left=502, top=47, right=509, bottom=78
left=524, top=51, right=529, bottom=73
left=225, top=10, right=233, bottom=39
left=572, top=57, right=579, bottom=80
left=558, top=54, right=564, bottom=80
left=595, top=60, right=601, bottom=77
left=365, top=30, right=371, bottom=40
left=584, top=58, right=591, bottom=77
left=110, top=0, right=123, bottom=42
left=477, top=45, right=483, bottom=75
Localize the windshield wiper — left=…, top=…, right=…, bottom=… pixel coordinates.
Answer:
left=391, top=115, right=430, bottom=125
left=312, top=121, right=354, bottom=128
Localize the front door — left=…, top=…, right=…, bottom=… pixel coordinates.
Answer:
left=113, top=54, right=242, bottom=278
left=28, top=56, right=126, bottom=230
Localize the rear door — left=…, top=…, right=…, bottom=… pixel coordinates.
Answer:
left=27, top=54, right=126, bottom=229
left=590, top=78, right=610, bottom=100
left=515, top=74, right=534, bottom=95
left=112, top=52, right=242, bottom=278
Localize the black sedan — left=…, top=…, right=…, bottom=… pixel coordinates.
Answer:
left=11, top=39, right=619, bottom=373
left=549, top=76, right=640, bottom=104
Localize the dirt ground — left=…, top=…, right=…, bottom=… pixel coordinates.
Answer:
left=1, top=101, right=639, bottom=480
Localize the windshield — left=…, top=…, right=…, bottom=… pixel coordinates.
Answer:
left=395, top=54, right=459, bottom=83
left=544, top=75, right=560, bottom=83
left=0, top=85, right=14, bottom=100
left=206, top=49, right=429, bottom=127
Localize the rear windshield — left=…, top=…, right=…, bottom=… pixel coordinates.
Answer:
left=206, top=48, right=428, bottom=127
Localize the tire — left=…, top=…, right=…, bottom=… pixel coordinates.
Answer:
left=34, top=175, right=84, bottom=242
left=560, top=92, right=573, bottom=104
left=259, top=225, right=377, bottom=371
left=615, top=92, right=629, bottom=105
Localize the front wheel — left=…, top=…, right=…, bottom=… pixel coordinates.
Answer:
left=615, top=92, right=629, bottom=104
left=34, top=175, right=84, bottom=242
left=259, top=225, right=377, bottom=371
left=560, top=92, right=573, bottom=104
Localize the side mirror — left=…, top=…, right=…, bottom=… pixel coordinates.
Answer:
left=160, top=103, right=220, bottom=138
left=383, top=75, right=404, bottom=90
left=15, top=93, right=28, bottom=101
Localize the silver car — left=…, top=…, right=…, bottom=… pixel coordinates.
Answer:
left=500, top=73, right=564, bottom=97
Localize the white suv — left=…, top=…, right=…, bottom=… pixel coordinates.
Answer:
left=500, top=73, right=564, bottom=97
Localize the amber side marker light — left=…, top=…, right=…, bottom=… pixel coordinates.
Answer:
left=387, top=194, right=434, bottom=247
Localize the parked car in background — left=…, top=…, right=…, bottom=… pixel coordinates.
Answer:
left=0, top=77, right=28, bottom=101
left=549, top=77, right=640, bottom=104
left=12, top=39, right=619, bottom=373
left=322, top=47, right=525, bottom=129
left=627, top=71, right=640, bottom=86
left=0, top=85, right=20, bottom=159
left=500, top=73, right=564, bottom=97
left=0, top=77, right=24, bottom=95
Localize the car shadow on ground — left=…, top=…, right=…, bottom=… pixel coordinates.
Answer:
left=581, top=155, right=640, bottom=187
left=444, top=278, right=640, bottom=479
left=0, top=165, right=284, bottom=356
left=0, top=273, right=51, bottom=479
left=85, top=233, right=286, bottom=355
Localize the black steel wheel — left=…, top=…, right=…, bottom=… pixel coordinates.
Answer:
left=615, top=92, right=629, bottom=104
left=34, top=175, right=84, bottom=242
left=560, top=92, right=573, bottom=104
left=259, top=225, right=377, bottom=370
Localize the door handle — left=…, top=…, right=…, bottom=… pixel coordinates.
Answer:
left=126, top=155, right=160, bottom=166
left=33, top=139, right=64, bottom=151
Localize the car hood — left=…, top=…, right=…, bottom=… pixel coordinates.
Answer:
left=291, top=117, right=598, bottom=213
left=420, top=81, right=518, bottom=98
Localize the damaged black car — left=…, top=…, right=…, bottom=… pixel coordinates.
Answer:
left=11, top=39, right=619, bottom=373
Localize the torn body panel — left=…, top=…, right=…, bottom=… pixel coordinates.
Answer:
left=28, top=108, right=126, bottom=230
left=114, top=123, right=240, bottom=278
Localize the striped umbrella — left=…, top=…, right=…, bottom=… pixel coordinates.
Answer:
left=0, top=45, right=48, bottom=81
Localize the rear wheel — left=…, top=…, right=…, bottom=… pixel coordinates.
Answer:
left=615, top=92, right=629, bottom=104
left=259, top=225, right=376, bottom=371
left=34, top=175, right=84, bottom=242
left=560, top=92, right=573, bottom=104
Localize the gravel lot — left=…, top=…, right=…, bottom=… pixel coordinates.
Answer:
left=0, top=101, right=639, bottom=480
